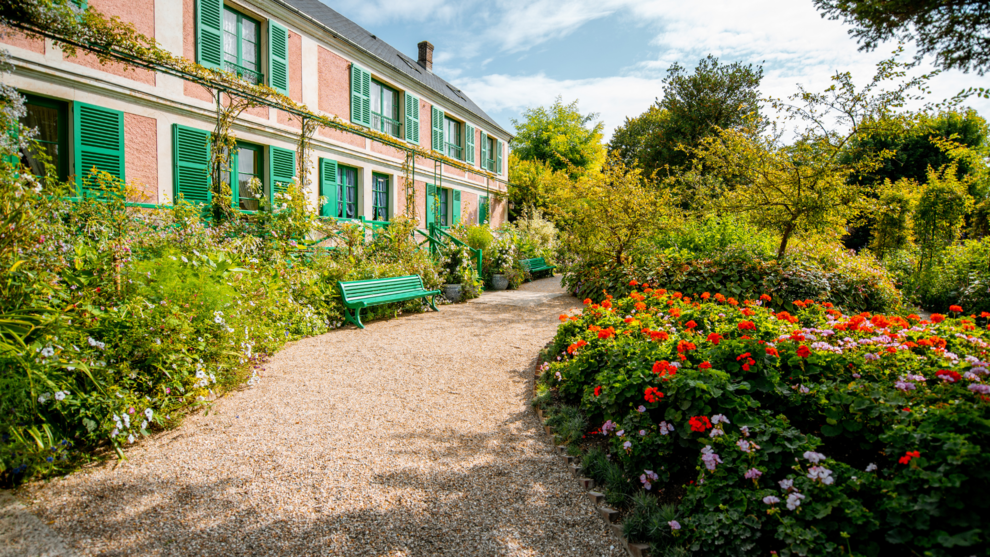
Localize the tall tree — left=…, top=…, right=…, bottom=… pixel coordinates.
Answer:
left=608, top=55, right=764, bottom=178
left=813, top=0, right=990, bottom=75
left=510, top=97, right=605, bottom=178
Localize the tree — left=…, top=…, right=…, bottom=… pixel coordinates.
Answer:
left=510, top=97, right=605, bottom=178
left=813, top=0, right=990, bottom=75
left=506, top=153, right=572, bottom=222
left=608, top=55, right=764, bottom=178
left=913, top=164, right=974, bottom=269
left=693, top=53, right=931, bottom=259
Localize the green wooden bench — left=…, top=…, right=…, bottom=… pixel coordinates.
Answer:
left=338, top=275, right=440, bottom=329
left=520, top=257, right=556, bottom=279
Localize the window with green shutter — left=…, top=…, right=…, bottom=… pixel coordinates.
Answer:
left=444, top=117, right=462, bottom=160
left=452, top=189, right=461, bottom=226
left=480, top=130, right=488, bottom=171
left=268, top=21, right=288, bottom=94
left=268, top=145, right=295, bottom=207
left=431, top=106, right=445, bottom=152
left=172, top=124, right=211, bottom=205
left=73, top=102, right=124, bottom=197
left=221, top=7, right=262, bottom=84
left=196, top=0, right=223, bottom=70
left=18, top=94, right=69, bottom=182
left=350, top=64, right=371, bottom=127
left=438, top=187, right=448, bottom=227
left=370, top=81, right=400, bottom=137
left=319, top=157, right=338, bottom=217
left=71, top=0, right=88, bottom=8
left=465, top=124, right=475, bottom=165
left=479, top=195, right=488, bottom=224
left=404, top=93, right=419, bottom=144
left=338, top=165, right=358, bottom=219
left=485, top=135, right=497, bottom=172
left=224, top=142, right=262, bottom=211
left=372, top=173, right=389, bottom=222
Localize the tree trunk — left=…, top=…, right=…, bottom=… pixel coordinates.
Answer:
left=777, top=222, right=795, bottom=260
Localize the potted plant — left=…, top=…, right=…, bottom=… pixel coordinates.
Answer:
left=489, top=234, right=516, bottom=290
left=442, top=246, right=466, bottom=302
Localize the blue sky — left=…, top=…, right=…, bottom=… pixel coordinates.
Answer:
left=325, top=0, right=990, bottom=140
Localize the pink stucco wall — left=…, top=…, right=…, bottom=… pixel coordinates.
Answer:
left=318, top=46, right=349, bottom=119
left=0, top=28, right=45, bottom=54
left=461, top=190, right=477, bottom=226
left=420, top=99, right=433, bottom=153
left=371, top=139, right=403, bottom=159
left=276, top=30, right=303, bottom=129
left=72, top=0, right=156, bottom=86
left=124, top=113, right=158, bottom=202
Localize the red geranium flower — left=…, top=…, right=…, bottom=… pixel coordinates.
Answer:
left=931, top=313, right=945, bottom=323
left=701, top=292, right=711, bottom=300
left=699, top=361, right=712, bottom=369
left=598, top=327, right=616, bottom=339
left=629, top=280, right=639, bottom=286
left=949, top=305, right=963, bottom=313
left=796, top=345, right=811, bottom=358
left=738, top=321, right=756, bottom=331
left=685, top=320, right=698, bottom=329
left=707, top=332, right=723, bottom=345
left=689, top=415, right=712, bottom=432
left=766, top=347, right=779, bottom=357
left=741, top=308, right=755, bottom=317
left=583, top=298, right=592, bottom=305
left=898, top=450, right=921, bottom=465
left=594, top=385, right=602, bottom=397
left=677, top=340, right=697, bottom=353
left=759, top=294, right=772, bottom=302
left=644, top=387, right=664, bottom=403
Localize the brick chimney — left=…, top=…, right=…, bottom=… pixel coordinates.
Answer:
left=417, top=41, right=434, bottom=72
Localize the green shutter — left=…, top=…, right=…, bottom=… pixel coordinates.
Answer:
left=73, top=102, right=124, bottom=197
left=3, top=119, right=19, bottom=169
left=431, top=106, right=445, bottom=152
left=71, top=0, right=88, bottom=9
left=268, top=146, right=295, bottom=206
left=426, top=183, right=436, bottom=227
left=480, top=131, right=488, bottom=171
left=195, top=0, right=223, bottom=70
left=496, top=140, right=503, bottom=176
left=172, top=124, right=212, bottom=205
left=479, top=196, right=488, bottom=224
left=319, top=157, right=338, bottom=217
left=465, top=124, right=475, bottom=165
left=452, top=189, right=461, bottom=226
left=350, top=64, right=370, bottom=127
left=404, top=93, right=420, bottom=145
left=268, top=21, right=289, bottom=95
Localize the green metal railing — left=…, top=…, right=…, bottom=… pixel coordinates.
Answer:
left=428, top=223, right=483, bottom=276
left=223, top=61, right=263, bottom=85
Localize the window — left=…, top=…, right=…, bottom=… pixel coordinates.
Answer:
left=337, top=166, right=358, bottom=219
left=222, top=7, right=262, bottom=84
left=370, top=81, right=400, bottom=137
left=372, top=174, right=389, bottom=221
left=19, top=94, right=69, bottom=182
left=439, top=188, right=448, bottom=227
left=223, top=142, right=263, bottom=211
left=485, top=136, right=496, bottom=171
left=445, top=118, right=462, bottom=160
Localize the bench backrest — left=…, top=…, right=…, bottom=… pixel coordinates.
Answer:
left=339, top=275, right=426, bottom=301
left=521, top=257, right=547, bottom=269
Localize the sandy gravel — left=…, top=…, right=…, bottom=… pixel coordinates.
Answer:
left=17, top=278, right=622, bottom=557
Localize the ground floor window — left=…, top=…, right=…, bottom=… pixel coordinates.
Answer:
left=338, top=165, right=358, bottom=218
left=372, top=173, right=389, bottom=221
left=439, top=187, right=448, bottom=227
left=223, top=142, right=263, bottom=211
left=19, top=94, right=69, bottom=182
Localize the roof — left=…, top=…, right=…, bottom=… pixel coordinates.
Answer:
left=276, top=0, right=510, bottom=137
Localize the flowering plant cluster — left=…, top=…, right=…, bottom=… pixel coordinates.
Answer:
left=540, top=285, right=990, bottom=555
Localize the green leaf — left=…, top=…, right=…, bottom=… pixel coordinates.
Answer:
left=821, top=424, right=844, bottom=437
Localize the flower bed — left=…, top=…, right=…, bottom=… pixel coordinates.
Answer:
left=535, top=284, right=990, bottom=556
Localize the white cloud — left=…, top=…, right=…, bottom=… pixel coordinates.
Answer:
left=326, top=0, right=459, bottom=24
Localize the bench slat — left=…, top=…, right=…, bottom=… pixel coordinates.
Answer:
left=338, top=274, right=439, bottom=329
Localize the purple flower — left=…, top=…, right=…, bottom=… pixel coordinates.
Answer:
left=807, top=466, right=834, bottom=485
left=616, top=429, right=625, bottom=437
left=659, top=421, right=674, bottom=435
left=700, top=446, right=722, bottom=471
left=640, top=469, right=658, bottom=490
left=779, top=479, right=794, bottom=490
left=639, top=429, right=647, bottom=436
left=803, top=451, right=826, bottom=463
left=637, top=405, right=646, bottom=413
left=786, top=492, right=805, bottom=510
left=623, top=440, right=632, bottom=450
left=969, top=383, right=990, bottom=394
left=711, top=414, right=730, bottom=425
left=602, top=421, right=616, bottom=435
left=864, top=353, right=880, bottom=361
left=762, top=495, right=780, bottom=505
left=744, top=468, right=762, bottom=480
left=895, top=380, right=916, bottom=392
left=668, top=520, right=681, bottom=530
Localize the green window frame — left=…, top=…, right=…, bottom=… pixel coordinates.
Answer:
left=18, top=93, right=69, bottom=183
left=73, top=102, right=125, bottom=197
left=372, top=173, right=389, bottom=221
left=222, top=6, right=262, bottom=84
left=485, top=136, right=496, bottom=172
left=370, top=80, right=400, bottom=137
left=337, top=165, right=358, bottom=219
left=479, top=195, right=489, bottom=224
left=223, top=142, right=263, bottom=211
left=439, top=187, right=448, bottom=227
left=445, top=117, right=462, bottom=160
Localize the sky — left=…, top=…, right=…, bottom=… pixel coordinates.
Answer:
left=323, top=0, right=990, bottom=141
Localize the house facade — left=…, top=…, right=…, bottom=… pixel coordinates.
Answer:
left=2, top=0, right=511, bottom=228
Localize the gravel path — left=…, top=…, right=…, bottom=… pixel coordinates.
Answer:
left=16, top=278, right=622, bottom=557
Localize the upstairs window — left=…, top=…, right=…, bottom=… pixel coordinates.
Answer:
left=222, top=7, right=262, bottom=84
left=370, top=81, right=400, bottom=137
left=445, top=117, right=462, bottom=160
left=485, top=135, right=496, bottom=171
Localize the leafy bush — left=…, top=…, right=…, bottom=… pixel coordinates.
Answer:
left=539, top=289, right=990, bottom=556
left=886, top=239, right=990, bottom=314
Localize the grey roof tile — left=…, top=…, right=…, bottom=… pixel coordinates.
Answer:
left=277, top=0, right=509, bottom=136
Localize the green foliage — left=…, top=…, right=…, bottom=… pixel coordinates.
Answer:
left=887, top=239, right=990, bottom=313
left=812, top=0, right=990, bottom=75
left=913, top=165, right=975, bottom=270
left=609, top=55, right=764, bottom=177
left=541, top=289, right=990, bottom=555
left=510, top=96, right=605, bottom=178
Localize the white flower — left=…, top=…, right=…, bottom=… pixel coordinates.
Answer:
left=122, top=414, right=130, bottom=428
left=41, top=345, right=54, bottom=358
left=763, top=495, right=780, bottom=505
left=779, top=479, right=794, bottom=490
left=866, top=463, right=878, bottom=472
left=110, top=428, right=119, bottom=437
left=141, top=420, right=148, bottom=430
left=54, top=391, right=66, bottom=401
left=786, top=492, right=805, bottom=511
left=144, top=408, right=153, bottom=420
left=181, top=256, right=188, bottom=263
left=803, top=451, right=827, bottom=464
left=711, top=414, right=730, bottom=425
left=807, top=466, right=834, bottom=485
left=127, top=434, right=135, bottom=444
